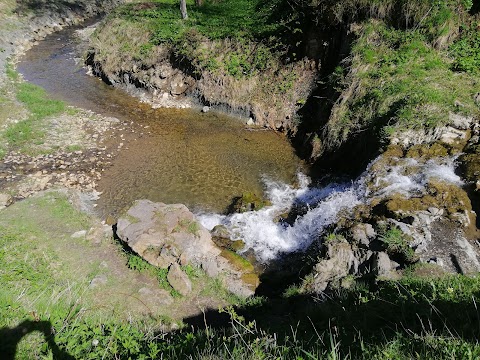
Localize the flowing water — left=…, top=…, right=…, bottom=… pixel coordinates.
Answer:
left=18, top=20, right=464, bottom=263
left=18, top=21, right=303, bottom=216
left=199, top=156, right=463, bottom=261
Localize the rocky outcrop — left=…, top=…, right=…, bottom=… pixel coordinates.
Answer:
left=116, top=200, right=258, bottom=297
left=308, top=139, right=480, bottom=293
left=167, top=263, right=192, bottom=296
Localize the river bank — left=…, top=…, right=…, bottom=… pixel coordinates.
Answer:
left=0, top=1, right=244, bottom=352
left=2, top=1, right=480, bottom=358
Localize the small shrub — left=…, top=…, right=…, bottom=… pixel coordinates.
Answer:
left=127, top=254, right=150, bottom=271
left=450, top=25, right=480, bottom=74
left=378, top=225, right=417, bottom=263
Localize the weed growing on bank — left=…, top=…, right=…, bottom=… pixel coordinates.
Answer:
left=325, top=19, right=480, bottom=149
left=1, top=63, right=66, bottom=155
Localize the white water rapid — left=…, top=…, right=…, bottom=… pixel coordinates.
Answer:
left=198, top=155, right=463, bottom=262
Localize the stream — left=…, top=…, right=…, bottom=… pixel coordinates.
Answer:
left=18, top=20, right=464, bottom=262
left=18, top=20, right=303, bottom=217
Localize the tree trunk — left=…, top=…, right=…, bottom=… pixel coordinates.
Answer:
left=195, top=0, right=203, bottom=6
left=180, top=0, right=188, bottom=19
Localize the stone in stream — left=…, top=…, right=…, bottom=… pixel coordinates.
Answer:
left=116, top=200, right=258, bottom=297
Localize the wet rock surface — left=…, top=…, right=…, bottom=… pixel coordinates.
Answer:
left=306, top=137, right=480, bottom=293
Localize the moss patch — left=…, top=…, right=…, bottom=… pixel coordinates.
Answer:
left=406, top=143, right=449, bottom=160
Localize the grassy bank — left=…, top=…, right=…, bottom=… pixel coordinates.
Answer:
left=90, top=0, right=316, bottom=128
left=304, top=0, right=480, bottom=160
left=0, top=65, right=67, bottom=158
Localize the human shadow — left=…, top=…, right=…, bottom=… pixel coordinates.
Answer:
left=0, top=320, right=74, bottom=360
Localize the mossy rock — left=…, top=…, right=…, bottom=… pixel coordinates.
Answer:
left=211, top=225, right=246, bottom=251
left=406, top=143, right=448, bottom=160
left=241, top=273, right=260, bottom=290
left=212, top=236, right=245, bottom=252
left=370, top=145, right=404, bottom=172
left=426, top=180, right=472, bottom=214
left=385, top=195, right=431, bottom=214
left=459, top=152, right=480, bottom=183
left=383, top=145, right=405, bottom=158
left=229, top=192, right=271, bottom=213
left=220, top=249, right=255, bottom=273
left=384, top=180, right=471, bottom=218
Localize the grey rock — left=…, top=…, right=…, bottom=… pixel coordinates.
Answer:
left=169, top=74, right=188, bottom=95
left=0, top=193, right=13, bottom=208
left=418, top=219, right=480, bottom=274
left=373, top=252, right=396, bottom=279
left=312, top=241, right=357, bottom=292
left=202, top=258, right=221, bottom=278
left=351, top=223, right=376, bottom=246
left=117, top=200, right=218, bottom=267
left=167, top=263, right=192, bottom=296
left=246, top=118, right=255, bottom=126
left=116, top=200, right=258, bottom=297
left=448, top=112, right=473, bottom=130
left=440, top=126, right=468, bottom=145
left=138, top=287, right=173, bottom=306
left=89, top=274, right=107, bottom=288
left=211, top=225, right=230, bottom=239
left=71, top=230, right=87, bottom=239
left=202, top=106, right=210, bottom=113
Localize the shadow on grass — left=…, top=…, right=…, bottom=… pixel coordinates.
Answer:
left=178, top=278, right=480, bottom=357
left=0, top=320, right=74, bottom=360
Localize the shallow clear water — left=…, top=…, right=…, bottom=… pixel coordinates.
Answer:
left=18, top=21, right=303, bottom=216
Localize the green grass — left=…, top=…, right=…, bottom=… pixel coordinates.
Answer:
left=1, top=194, right=480, bottom=359
left=378, top=225, right=418, bottom=263
left=114, top=0, right=282, bottom=44
left=126, top=253, right=178, bottom=295
left=450, top=24, right=480, bottom=74
left=325, top=20, right=480, bottom=148
left=16, top=82, right=65, bottom=119
left=1, top=70, right=65, bottom=151
left=96, top=0, right=292, bottom=79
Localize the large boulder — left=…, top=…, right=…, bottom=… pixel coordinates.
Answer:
left=116, top=200, right=258, bottom=297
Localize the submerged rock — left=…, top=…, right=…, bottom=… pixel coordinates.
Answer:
left=228, top=192, right=271, bottom=213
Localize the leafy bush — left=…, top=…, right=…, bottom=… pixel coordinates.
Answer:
left=450, top=25, right=480, bottom=74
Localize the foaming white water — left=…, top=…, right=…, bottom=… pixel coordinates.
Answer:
left=199, top=174, right=361, bottom=261
left=198, top=155, right=462, bottom=262
left=367, top=156, right=463, bottom=198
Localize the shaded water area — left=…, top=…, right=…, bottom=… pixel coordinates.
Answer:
left=18, top=20, right=303, bottom=216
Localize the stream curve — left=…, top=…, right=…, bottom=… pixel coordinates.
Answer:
left=17, top=20, right=304, bottom=216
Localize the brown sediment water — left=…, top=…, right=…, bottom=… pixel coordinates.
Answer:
left=17, top=20, right=304, bottom=216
